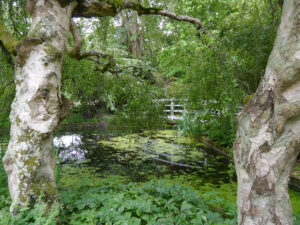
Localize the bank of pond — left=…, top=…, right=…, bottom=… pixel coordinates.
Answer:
left=0, top=126, right=299, bottom=224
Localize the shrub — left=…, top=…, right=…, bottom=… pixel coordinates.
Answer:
left=58, top=180, right=237, bottom=225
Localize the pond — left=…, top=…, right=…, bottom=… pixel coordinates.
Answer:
left=1, top=125, right=300, bottom=214
left=53, top=125, right=300, bottom=214
left=53, top=125, right=232, bottom=189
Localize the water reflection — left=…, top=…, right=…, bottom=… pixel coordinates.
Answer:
left=54, top=129, right=230, bottom=185
left=53, top=134, right=86, bottom=163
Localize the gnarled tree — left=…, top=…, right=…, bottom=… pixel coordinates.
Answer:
left=234, top=0, right=300, bottom=224
left=0, top=0, right=202, bottom=213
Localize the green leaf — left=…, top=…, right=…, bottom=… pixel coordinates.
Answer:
left=181, top=200, right=193, bottom=212
left=129, top=217, right=141, bottom=225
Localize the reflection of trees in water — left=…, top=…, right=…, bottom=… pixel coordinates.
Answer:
left=53, top=134, right=86, bottom=163
left=55, top=130, right=231, bottom=184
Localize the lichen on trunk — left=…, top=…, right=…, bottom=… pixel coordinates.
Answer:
left=3, top=0, right=76, bottom=213
left=234, top=0, right=300, bottom=224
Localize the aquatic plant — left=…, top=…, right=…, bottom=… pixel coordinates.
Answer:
left=176, top=111, right=236, bottom=148
left=176, top=112, right=204, bottom=140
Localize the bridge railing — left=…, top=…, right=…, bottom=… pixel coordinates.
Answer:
left=156, top=99, right=188, bottom=120
left=156, top=99, right=226, bottom=121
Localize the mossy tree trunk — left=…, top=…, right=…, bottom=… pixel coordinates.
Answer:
left=234, top=0, right=300, bottom=224
left=3, top=0, right=75, bottom=212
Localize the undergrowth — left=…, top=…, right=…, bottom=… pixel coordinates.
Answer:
left=0, top=180, right=238, bottom=225
left=176, top=112, right=236, bottom=148
left=58, top=181, right=237, bottom=225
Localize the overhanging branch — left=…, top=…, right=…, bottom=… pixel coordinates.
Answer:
left=70, top=0, right=204, bottom=72
left=75, top=50, right=109, bottom=60
left=123, top=1, right=204, bottom=31
left=68, top=19, right=116, bottom=74
left=72, top=0, right=204, bottom=32
left=68, top=20, right=109, bottom=60
left=73, top=0, right=117, bottom=18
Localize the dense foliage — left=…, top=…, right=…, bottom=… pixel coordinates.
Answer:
left=0, top=0, right=282, bottom=143
left=0, top=52, right=14, bottom=127
left=160, top=0, right=281, bottom=147
left=2, top=0, right=300, bottom=224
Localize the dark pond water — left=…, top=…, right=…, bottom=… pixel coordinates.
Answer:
left=54, top=125, right=231, bottom=188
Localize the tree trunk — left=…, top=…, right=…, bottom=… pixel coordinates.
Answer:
left=234, top=0, right=300, bottom=224
left=3, top=0, right=75, bottom=213
left=139, top=16, right=145, bottom=58
left=124, top=11, right=143, bottom=58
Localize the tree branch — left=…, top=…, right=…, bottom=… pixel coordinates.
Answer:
left=68, top=20, right=109, bottom=60
left=72, top=0, right=204, bottom=31
left=0, top=19, right=17, bottom=56
left=89, top=55, right=116, bottom=73
left=0, top=40, right=14, bottom=66
left=73, top=0, right=117, bottom=18
left=69, top=20, right=83, bottom=58
left=75, top=50, right=109, bottom=60
left=122, top=1, right=204, bottom=31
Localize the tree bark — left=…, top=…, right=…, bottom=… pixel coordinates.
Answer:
left=234, top=0, right=300, bottom=224
left=3, top=0, right=75, bottom=213
left=124, top=11, right=142, bottom=58
left=130, top=12, right=139, bottom=57
left=72, top=0, right=203, bottom=32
